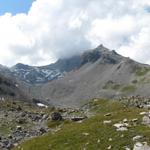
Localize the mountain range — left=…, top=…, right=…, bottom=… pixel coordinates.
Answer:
left=10, top=54, right=82, bottom=84
left=0, top=44, right=150, bottom=107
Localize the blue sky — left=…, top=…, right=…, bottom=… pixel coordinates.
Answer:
left=145, top=6, right=150, bottom=13
left=0, top=0, right=33, bottom=15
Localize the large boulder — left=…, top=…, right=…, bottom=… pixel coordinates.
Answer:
left=51, top=112, right=62, bottom=121
left=142, top=116, right=150, bottom=125
left=133, top=142, right=150, bottom=150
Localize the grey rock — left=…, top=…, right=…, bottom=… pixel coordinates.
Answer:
left=142, top=116, right=150, bottom=125
left=71, top=116, right=86, bottom=121
left=133, top=142, right=150, bottom=150
left=51, top=112, right=62, bottom=121
left=133, top=135, right=143, bottom=141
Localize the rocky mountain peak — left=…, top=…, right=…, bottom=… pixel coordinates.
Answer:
left=12, top=63, right=32, bottom=70
left=81, top=44, right=122, bottom=65
left=95, top=44, right=109, bottom=51
left=8, top=45, right=126, bottom=84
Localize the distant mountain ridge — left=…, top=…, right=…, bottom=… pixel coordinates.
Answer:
left=10, top=55, right=83, bottom=84
left=1, top=44, right=150, bottom=107
left=10, top=63, right=65, bottom=84
left=10, top=44, right=123, bottom=84
left=27, top=45, right=150, bottom=107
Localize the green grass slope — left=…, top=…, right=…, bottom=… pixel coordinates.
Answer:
left=13, top=99, right=150, bottom=150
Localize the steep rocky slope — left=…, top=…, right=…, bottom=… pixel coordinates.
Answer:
left=29, top=45, right=150, bottom=107
left=1, top=45, right=150, bottom=107
left=0, top=66, right=27, bottom=100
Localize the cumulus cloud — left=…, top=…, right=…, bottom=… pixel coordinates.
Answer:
left=0, top=0, right=150, bottom=66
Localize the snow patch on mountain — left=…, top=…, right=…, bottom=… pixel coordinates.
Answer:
left=10, top=64, right=65, bottom=84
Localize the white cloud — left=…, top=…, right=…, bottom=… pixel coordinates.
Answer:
left=87, top=15, right=138, bottom=48
left=0, top=0, right=150, bottom=66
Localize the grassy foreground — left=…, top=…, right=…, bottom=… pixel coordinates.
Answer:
left=13, top=99, right=150, bottom=150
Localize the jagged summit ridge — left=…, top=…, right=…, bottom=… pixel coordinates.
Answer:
left=10, top=45, right=124, bottom=84
left=1, top=44, right=150, bottom=107
left=81, top=44, right=123, bottom=65
left=27, top=45, right=150, bottom=107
